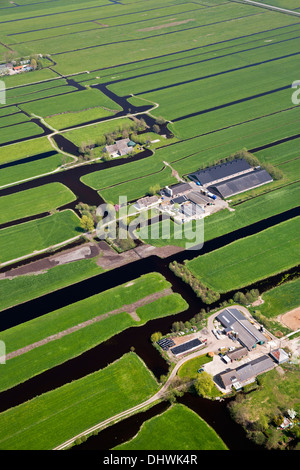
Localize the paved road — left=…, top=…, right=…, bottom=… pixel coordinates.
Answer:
left=236, top=0, right=300, bottom=17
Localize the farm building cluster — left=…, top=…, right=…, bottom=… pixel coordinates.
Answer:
left=134, top=180, right=227, bottom=224
left=188, top=158, right=273, bottom=199
left=0, top=60, right=33, bottom=76
left=156, top=306, right=290, bottom=393
left=132, top=158, right=273, bottom=225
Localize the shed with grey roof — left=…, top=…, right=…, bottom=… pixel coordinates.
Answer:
left=220, top=355, right=275, bottom=390
left=216, top=308, right=266, bottom=351
left=208, top=169, right=273, bottom=199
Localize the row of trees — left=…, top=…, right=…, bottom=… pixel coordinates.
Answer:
left=169, top=261, right=220, bottom=304
left=233, top=289, right=260, bottom=305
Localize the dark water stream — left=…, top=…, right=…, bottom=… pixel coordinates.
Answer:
left=0, top=259, right=298, bottom=415
left=71, top=392, right=263, bottom=451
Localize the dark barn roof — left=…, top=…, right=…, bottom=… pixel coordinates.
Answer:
left=208, top=169, right=273, bottom=199
left=170, top=338, right=202, bottom=356
left=189, top=159, right=251, bottom=185
left=170, top=182, right=192, bottom=196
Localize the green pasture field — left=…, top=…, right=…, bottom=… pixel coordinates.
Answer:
left=0, top=312, right=135, bottom=394
left=45, top=7, right=296, bottom=75
left=0, top=209, right=81, bottom=265
left=258, top=277, right=300, bottom=319
left=0, top=152, right=72, bottom=187
left=99, top=166, right=177, bottom=204
left=115, top=404, right=228, bottom=450
left=0, top=106, right=21, bottom=118
left=0, top=183, right=76, bottom=225
left=0, top=136, right=54, bottom=165
left=0, top=112, right=29, bottom=128
left=256, top=137, right=300, bottom=165
left=2, top=2, right=259, bottom=59
left=0, top=292, right=188, bottom=393
left=20, top=88, right=121, bottom=122
left=0, top=121, right=43, bottom=145
left=65, top=116, right=137, bottom=146
left=111, top=40, right=299, bottom=101
left=0, top=274, right=188, bottom=391
left=186, top=217, right=300, bottom=293
left=45, top=107, right=116, bottom=131
left=136, top=293, right=188, bottom=323
left=2, top=69, right=59, bottom=88
left=0, top=257, right=104, bottom=312
left=4, top=81, right=76, bottom=106
left=0, top=353, right=159, bottom=450
left=1, top=272, right=171, bottom=353
left=138, top=182, right=300, bottom=248
left=80, top=24, right=300, bottom=87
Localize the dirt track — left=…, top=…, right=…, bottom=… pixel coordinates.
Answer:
left=6, top=288, right=173, bottom=360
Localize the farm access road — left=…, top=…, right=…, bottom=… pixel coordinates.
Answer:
left=53, top=304, right=268, bottom=450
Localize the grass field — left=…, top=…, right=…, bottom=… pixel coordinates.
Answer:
left=0, top=210, right=81, bottom=265
left=0, top=273, right=188, bottom=391
left=115, top=403, right=228, bottom=450
left=258, top=277, right=300, bottom=319
left=0, top=257, right=104, bottom=311
left=0, top=183, right=76, bottom=225
left=186, top=217, right=300, bottom=292
left=0, top=353, right=159, bottom=450
left=0, top=152, right=72, bottom=187
left=0, top=137, right=54, bottom=165
left=20, top=87, right=122, bottom=129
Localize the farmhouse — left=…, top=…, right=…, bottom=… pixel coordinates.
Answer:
left=105, top=138, right=136, bottom=158
left=216, top=308, right=266, bottom=351
left=188, top=159, right=273, bottom=199
left=219, top=355, right=275, bottom=391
